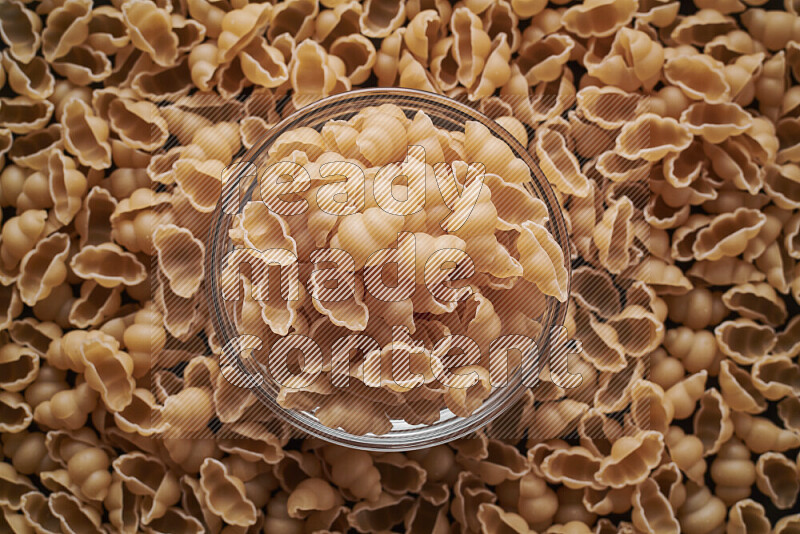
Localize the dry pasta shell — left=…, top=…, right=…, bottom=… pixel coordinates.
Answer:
left=715, top=318, right=776, bottom=365
left=727, top=499, right=771, bottom=534
left=122, top=0, right=179, bottom=67
left=359, top=0, right=406, bottom=38
left=562, top=0, right=637, bottom=38
left=692, top=207, right=766, bottom=261
left=540, top=446, right=602, bottom=490
left=153, top=224, right=205, bottom=299
left=584, top=28, right=664, bottom=91
left=693, top=388, right=733, bottom=456
left=517, top=33, right=574, bottom=85
left=703, top=138, right=764, bottom=195
left=732, top=412, right=800, bottom=453
left=69, top=243, right=147, bottom=288
left=41, top=0, right=91, bottom=62
left=87, top=5, right=129, bottom=54
left=765, top=163, right=800, bottom=210
left=517, top=220, right=569, bottom=302
left=476, top=503, right=532, bottom=534
left=592, top=196, right=635, bottom=274
left=718, top=360, right=768, bottom=414
left=576, top=85, right=642, bottom=130
left=289, top=40, right=341, bottom=108
left=239, top=37, right=289, bottom=89
left=0, top=0, right=41, bottom=64
left=680, top=101, right=753, bottom=143
left=616, top=113, right=692, bottom=162
left=450, top=6, right=493, bottom=87
left=131, top=57, right=193, bottom=102
left=113, top=452, right=181, bottom=524
left=69, top=280, right=123, bottom=329
left=534, top=125, right=591, bottom=197
left=664, top=53, right=731, bottom=104
left=330, top=34, right=378, bottom=86
left=0, top=285, right=23, bottom=333
left=0, top=391, right=33, bottom=433
left=0, top=96, right=53, bottom=134
left=52, top=46, right=113, bottom=86
left=751, top=355, right=800, bottom=401
left=775, top=315, right=800, bottom=358
left=1, top=51, right=54, bottom=100
left=722, top=282, right=787, bottom=326
left=631, top=478, right=680, bottom=534
left=60, top=98, right=111, bottom=170
left=595, top=430, right=664, bottom=489
left=755, top=452, right=800, bottom=510
left=107, top=98, right=169, bottom=152
left=348, top=492, right=414, bottom=534
left=75, top=186, right=117, bottom=248
left=16, top=232, right=69, bottom=307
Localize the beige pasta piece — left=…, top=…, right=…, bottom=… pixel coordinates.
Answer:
left=286, top=478, right=342, bottom=519
left=359, top=0, right=406, bottom=38
left=584, top=28, right=664, bottom=91
left=765, top=163, right=800, bottom=210
left=0, top=96, right=53, bottom=134
left=239, top=37, right=289, bottom=89
left=741, top=8, right=800, bottom=51
left=680, top=101, right=753, bottom=143
left=616, top=113, right=692, bottom=162
left=348, top=492, right=414, bottom=533
left=756, top=452, right=799, bottom=509
left=152, top=224, right=204, bottom=299
left=289, top=40, right=342, bottom=108
left=701, top=138, right=763, bottom=195
left=710, top=437, right=756, bottom=506
left=476, top=502, right=533, bottom=534
left=330, top=34, right=378, bottom=87
left=121, top=0, right=178, bottom=67
left=1, top=51, right=54, bottom=100
left=664, top=52, right=731, bottom=104
left=105, top=98, right=169, bottom=152
left=592, top=196, right=636, bottom=274
left=677, top=481, right=727, bottom=534
left=113, top=452, right=181, bottom=524
left=49, top=45, right=112, bottom=85
left=69, top=243, right=146, bottom=289
left=0, top=391, right=32, bottom=433
left=718, top=360, right=767, bottom=414
left=665, top=370, right=707, bottom=420
left=60, top=98, right=111, bottom=170
left=74, top=186, right=116, bottom=248
left=727, top=499, right=771, bottom=534
left=16, top=232, right=69, bottom=307
left=0, top=283, right=22, bottom=334
left=449, top=6, right=492, bottom=87
left=539, top=446, right=602, bottom=490
left=33, top=380, right=97, bottom=430
left=714, top=318, right=776, bottom=365
left=693, top=388, right=734, bottom=456
left=691, top=207, right=766, bottom=261
left=68, top=281, right=122, bottom=329
left=751, top=355, right=800, bottom=401
left=562, top=0, right=637, bottom=37
left=631, top=478, right=679, bottom=534
left=577, top=85, right=642, bottom=130
left=732, top=411, right=800, bottom=453
left=86, top=6, right=129, bottom=55
left=198, top=458, right=257, bottom=527
left=517, top=220, right=568, bottom=301
left=403, top=9, right=442, bottom=65
left=775, top=315, right=800, bottom=359
left=722, top=282, right=787, bottom=326
left=41, top=0, right=91, bottom=62
left=516, top=33, right=574, bottom=85
left=534, top=124, right=591, bottom=197
left=0, top=0, right=41, bottom=64
left=0, top=341, right=37, bottom=393
left=687, top=257, right=766, bottom=286
left=665, top=426, right=706, bottom=484
left=595, top=431, right=663, bottom=488
left=321, top=445, right=381, bottom=502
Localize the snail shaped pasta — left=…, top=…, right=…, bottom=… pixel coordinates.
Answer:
left=45, top=428, right=112, bottom=501
left=348, top=493, right=415, bottom=533
left=476, top=503, right=533, bottom=534
left=0, top=342, right=37, bottom=392
left=0, top=0, right=41, bottom=64
left=289, top=40, right=346, bottom=108
left=75, top=186, right=117, bottom=248
left=714, top=318, right=776, bottom=365
left=732, top=412, right=800, bottom=453
left=764, top=163, right=800, bottom=210
left=718, top=360, right=767, bottom=414
left=665, top=426, right=706, bottom=484
left=153, top=224, right=205, bottom=300
left=632, top=478, right=680, bottom=534
left=663, top=52, right=731, bottom=104
left=592, top=196, right=635, bottom=275
left=703, top=138, right=764, bottom=195
left=517, top=221, right=569, bottom=301
left=680, top=102, right=753, bottom=143
left=240, top=37, right=290, bottom=89
left=60, top=98, right=111, bottom=170
left=584, top=28, right=664, bottom=92
left=664, top=288, right=727, bottom=330
left=516, top=33, right=574, bottom=85
left=663, top=327, right=720, bottom=375
left=722, top=282, right=787, bottom=327
left=687, top=256, right=765, bottom=286
left=670, top=9, right=737, bottom=47
left=539, top=446, right=602, bottom=490
left=321, top=445, right=382, bottom=502
left=677, top=481, right=727, bottom=534
left=692, top=207, right=767, bottom=261
left=86, top=6, right=129, bottom=55
left=693, top=388, right=734, bottom=456
left=111, top=188, right=175, bottom=255
left=0, top=391, right=32, bottom=433
left=594, top=430, right=664, bottom=488
left=68, top=281, right=123, bottom=330
left=727, top=499, right=771, bottom=534
left=359, top=0, right=406, bottom=38
left=286, top=477, right=343, bottom=519
left=121, top=0, right=179, bottom=67
left=69, top=243, right=146, bottom=289
left=33, top=379, right=97, bottom=430
left=0, top=96, right=53, bottom=135
left=449, top=7, right=492, bottom=87
left=41, top=0, right=91, bottom=62
left=755, top=452, right=800, bottom=510
left=198, top=457, right=258, bottom=527
left=16, top=232, right=69, bottom=307
left=1, top=52, right=55, bottom=101
left=751, top=356, right=800, bottom=401
left=710, top=437, right=757, bottom=506
left=562, top=0, right=637, bottom=38
left=533, top=123, right=591, bottom=198
left=113, top=452, right=181, bottom=524
left=741, top=8, right=800, bottom=51
left=105, top=98, right=169, bottom=153
left=577, top=86, right=643, bottom=130
left=616, top=113, right=692, bottom=162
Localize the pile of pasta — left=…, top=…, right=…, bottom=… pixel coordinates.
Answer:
left=0, top=0, right=800, bottom=533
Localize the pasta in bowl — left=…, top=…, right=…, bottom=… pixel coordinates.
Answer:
left=206, top=88, right=570, bottom=450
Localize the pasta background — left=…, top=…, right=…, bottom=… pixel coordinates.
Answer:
left=1, top=0, right=800, bottom=533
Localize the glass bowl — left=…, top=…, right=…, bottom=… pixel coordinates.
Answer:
left=206, top=88, right=571, bottom=451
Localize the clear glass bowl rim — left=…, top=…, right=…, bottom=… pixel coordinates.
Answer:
left=205, top=87, right=571, bottom=451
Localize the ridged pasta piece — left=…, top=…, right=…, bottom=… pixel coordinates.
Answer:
left=722, top=282, right=787, bottom=326
left=584, top=28, right=664, bottom=91
left=16, top=232, right=69, bottom=307
left=217, top=422, right=285, bottom=464
left=69, top=243, right=147, bottom=289
left=60, top=98, right=111, bottom=170
left=677, top=481, right=727, bottom=534
left=1, top=52, right=54, bottom=100
left=43, top=150, right=85, bottom=227
left=0, top=391, right=32, bottom=433
left=476, top=502, right=533, bottom=534
left=517, top=33, right=574, bottom=85
left=686, top=257, right=764, bottom=286
left=702, top=138, right=764, bottom=195
left=774, top=515, right=800, bottom=534
left=75, top=186, right=116, bottom=248
left=663, top=288, right=726, bottom=331
left=289, top=40, right=344, bottom=107
left=50, top=45, right=112, bottom=85
left=86, top=6, right=129, bottom=55
left=33, top=380, right=97, bottom=430
left=41, top=0, right=91, bottom=62
left=517, top=221, right=568, bottom=301
left=751, top=355, right=800, bottom=401
left=0, top=0, right=41, bottom=64
left=563, top=0, right=637, bottom=37
left=113, top=452, right=181, bottom=524
left=755, top=452, right=799, bottom=510
left=693, top=388, right=733, bottom=456
left=359, top=0, right=406, bottom=38
left=534, top=124, right=591, bottom=197
left=330, top=34, right=378, bottom=86
left=692, top=207, right=766, bottom=261
left=595, top=431, right=663, bottom=488
left=577, top=85, right=642, bottom=130
left=449, top=6, right=492, bottom=87
left=0, top=96, right=53, bottom=134
left=663, top=52, right=731, bottom=104
left=742, top=204, right=791, bottom=263
left=68, top=281, right=122, bottom=329
left=106, top=97, right=169, bottom=152
left=715, top=318, right=776, bottom=365
left=285, top=477, right=342, bottom=519
left=764, top=163, right=800, bottom=210
left=775, top=315, right=800, bottom=358
left=153, top=224, right=204, bottom=299
left=632, top=478, right=679, bottom=534
left=539, top=446, right=602, bottom=490
left=718, top=360, right=767, bottom=414
left=732, top=412, right=800, bottom=453
left=592, top=196, right=635, bottom=274
left=616, top=113, right=692, bottom=162
left=741, top=8, right=800, bottom=51
left=348, top=492, right=415, bottom=533
left=665, top=370, right=707, bottom=421
left=198, top=457, right=257, bottom=527
left=121, top=0, right=179, bottom=67
left=727, top=499, right=771, bottom=534
left=680, top=101, right=753, bottom=143
left=239, top=37, right=289, bottom=89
